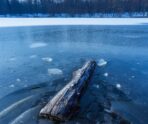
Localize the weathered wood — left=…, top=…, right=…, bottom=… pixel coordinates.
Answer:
left=39, top=60, right=96, bottom=121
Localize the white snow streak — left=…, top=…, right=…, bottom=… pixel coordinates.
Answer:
left=0, top=18, right=148, bottom=27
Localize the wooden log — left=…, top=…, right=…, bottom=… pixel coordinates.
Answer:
left=39, top=60, right=96, bottom=121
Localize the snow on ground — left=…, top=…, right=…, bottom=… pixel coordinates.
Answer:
left=0, top=18, right=148, bottom=27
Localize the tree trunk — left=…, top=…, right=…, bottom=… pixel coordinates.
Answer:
left=39, top=60, right=96, bottom=121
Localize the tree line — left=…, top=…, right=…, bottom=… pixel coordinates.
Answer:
left=0, top=0, right=148, bottom=16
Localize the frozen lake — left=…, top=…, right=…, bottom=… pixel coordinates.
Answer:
left=0, top=25, right=148, bottom=124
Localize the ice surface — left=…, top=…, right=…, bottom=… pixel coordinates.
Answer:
left=48, top=68, right=63, bottom=75
left=42, top=57, right=53, bottom=63
left=29, top=42, right=47, bottom=48
left=0, top=23, right=148, bottom=123
left=98, top=59, right=107, bottom=67
left=0, top=18, right=148, bottom=27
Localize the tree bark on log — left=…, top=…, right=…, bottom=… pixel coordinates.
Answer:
left=39, top=60, right=96, bottom=121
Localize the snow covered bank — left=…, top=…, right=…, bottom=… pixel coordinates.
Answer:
left=0, top=18, right=148, bottom=27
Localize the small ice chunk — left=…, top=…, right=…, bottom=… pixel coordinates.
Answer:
left=16, top=78, right=21, bottom=82
left=104, top=73, right=108, bottom=77
left=29, top=42, right=47, bottom=48
left=48, top=68, right=63, bottom=75
left=116, top=84, right=121, bottom=89
left=29, top=55, right=37, bottom=59
left=131, top=75, right=135, bottom=78
left=42, top=57, right=53, bottom=62
left=98, top=59, right=107, bottom=67
left=9, top=84, right=15, bottom=88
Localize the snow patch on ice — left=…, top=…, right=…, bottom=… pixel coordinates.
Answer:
left=42, top=57, right=53, bottom=63
left=29, top=42, right=47, bottom=48
left=103, top=72, right=109, bottom=77
left=16, top=78, right=21, bottom=82
left=116, top=84, right=121, bottom=89
left=9, top=84, right=15, bottom=88
left=97, top=59, right=107, bottom=67
left=0, top=18, right=148, bottom=27
left=48, top=68, right=63, bottom=75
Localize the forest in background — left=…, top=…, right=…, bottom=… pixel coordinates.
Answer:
left=0, top=0, right=148, bottom=17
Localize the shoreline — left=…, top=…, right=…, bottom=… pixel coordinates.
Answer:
left=0, top=18, right=148, bottom=27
